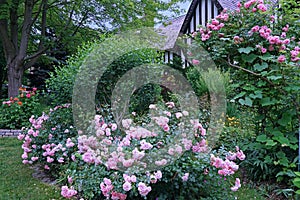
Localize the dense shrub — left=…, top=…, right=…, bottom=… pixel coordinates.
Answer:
left=46, top=40, right=163, bottom=113
left=190, top=0, right=299, bottom=188
left=0, top=87, right=43, bottom=129
left=19, top=102, right=245, bottom=199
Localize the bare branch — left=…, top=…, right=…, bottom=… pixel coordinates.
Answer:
left=71, top=10, right=89, bottom=36
left=31, top=0, right=43, bottom=26
left=24, top=46, right=47, bottom=61
left=227, top=56, right=276, bottom=87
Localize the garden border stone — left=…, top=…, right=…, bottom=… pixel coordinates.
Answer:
left=0, top=129, right=22, bottom=137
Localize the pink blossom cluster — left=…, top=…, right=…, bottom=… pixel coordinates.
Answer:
left=19, top=108, right=77, bottom=170
left=49, top=103, right=71, bottom=112
left=100, top=178, right=114, bottom=197
left=150, top=170, right=162, bottom=183
left=100, top=178, right=127, bottom=199
left=199, top=9, right=229, bottom=42
left=244, top=0, right=267, bottom=12
left=210, top=155, right=239, bottom=176
left=226, top=146, right=246, bottom=161
left=291, top=46, right=300, bottom=62
left=250, top=23, right=299, bottom=63
left=138, top=182, right=152, bottom=196
left=61, top=185, right=77, bottom=199
left=210, top=147, right=245, bottom=178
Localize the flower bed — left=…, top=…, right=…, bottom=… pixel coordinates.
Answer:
left=18, top=102, right=245, bottom=199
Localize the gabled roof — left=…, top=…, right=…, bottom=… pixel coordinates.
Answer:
left=158, top=0, right=278, bottom=50
left=156, top=15, right=186, bottom=50
left=216, top=0, right=278, bottom=11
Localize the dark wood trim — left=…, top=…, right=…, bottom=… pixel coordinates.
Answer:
left=212, top=0, right=223, bottom=13
left=179, top=0, right=199, bottom=34
left=211, top=0, right=215, bottom=18
left=205, top=0, right=208, bottom=24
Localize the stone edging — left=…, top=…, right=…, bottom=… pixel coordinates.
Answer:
left=0, top=129, right=22, bottom=137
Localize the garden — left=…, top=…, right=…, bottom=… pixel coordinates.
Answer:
left=0, top=0, right=299, bottom=199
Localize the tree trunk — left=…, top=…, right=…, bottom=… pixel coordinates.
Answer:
left=7, top=60, right=24, bottom=97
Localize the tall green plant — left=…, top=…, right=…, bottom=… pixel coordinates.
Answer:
left=190, top=0, right=300, bottom=185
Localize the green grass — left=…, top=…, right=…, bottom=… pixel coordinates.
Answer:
left=0, top=137, right=267, bottom=200
left=0, top=137, right=63, bottom=200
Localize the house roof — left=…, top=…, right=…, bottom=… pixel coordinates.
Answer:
left=158, top=0, right=278, bottom=50
left=216, top=0, right=278, bottom=11
left=156, top=15, right=186, bottom=50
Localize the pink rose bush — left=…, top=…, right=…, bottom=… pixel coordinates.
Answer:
left=19, top=101, right=245, bottom=199
left=189, top=0, right=299, bottom=189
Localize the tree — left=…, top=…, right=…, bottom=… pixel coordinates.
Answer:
left=0, top=0, right=186, bottom=97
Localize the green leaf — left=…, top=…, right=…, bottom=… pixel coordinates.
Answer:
left=256, top=134, right=268, bottom=142
left=278, top=112, right=292, bottom=126
left=295, top=172, right=300, bottom=177
left=261, top=97, right=277, bottom=106
left=259, top=53, right=273, bottom=61
left=242, top=53, right=258, bottom=63
left=238, top=97, right=253, bottom=107
left=267, top=75, right=282, bottom=80
left=254, top=62, right=268, bottom=71
left=249, top=91, right=262, bottom=99
left=266, top=140, right=277, bottom=146
left=233, top=91, right=246, bottom=100
left=296, top=190, right=300, bottom=194
left=238, top=47, right=254, bottom=54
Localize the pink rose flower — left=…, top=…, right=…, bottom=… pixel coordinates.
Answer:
left=182, top=173, right=189, bottom=181
left=122, top=181, right=132, bottom=191
left=278, top=55, right=286, bottom=63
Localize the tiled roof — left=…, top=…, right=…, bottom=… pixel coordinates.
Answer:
left=156, top=15, right=186, bottom=50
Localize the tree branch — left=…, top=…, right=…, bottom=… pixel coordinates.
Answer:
left=24, top=46, right=47, bottom=61
left=18, top=0, right=34, bottom=63
left=227, top=56, right=300, bottom=122
left=10, top=0, right=19, bottom=51
left=31, top=0, right=43, bottom=27
left=227, top=56, right=277, bottom=87
left=71, top=10, right=89, bottom=36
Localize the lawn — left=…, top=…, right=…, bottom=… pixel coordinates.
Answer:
left=0, top=137, right=268, bottom=200
left=0, top=137, right=63, bottom=200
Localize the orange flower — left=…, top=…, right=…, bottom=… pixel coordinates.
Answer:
left=19, top=87, right=26, bottom=91
left=14, top=97, right=19, bottom=101
left=17, top=101, right=22, bottom=106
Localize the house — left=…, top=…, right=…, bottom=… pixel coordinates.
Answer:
left=158, top=0, right=278, bottom=64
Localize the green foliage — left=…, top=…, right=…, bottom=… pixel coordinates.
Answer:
left=293, top=172, right=300, bottom=195
left=46, top=41, right=99, bottom=105
left=0, top=88, right=43, bottom=129
left=46, top=39, right=164, bottom=114
left=191, top=0, right=300, bottom=187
